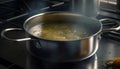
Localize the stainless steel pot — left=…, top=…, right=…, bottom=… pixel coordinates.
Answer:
left=1, top=12, right=120, bottom=62
left=71, top=0, right=100, bottom=17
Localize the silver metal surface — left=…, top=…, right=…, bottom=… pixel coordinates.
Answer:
left=1, top=12, right=102, bottom=62
left=1, top=12, right=120, bottom=62
left=1, top=28, right=32, bottom=41
left=24, top=12, right=102, bottom=41
left=26, top=36, right=99, bottom=62
left=99, top=18, right=120, bottom=31
left=71, top=0, right=100, bottom=17
left=23, top=12, right=102, bottom=62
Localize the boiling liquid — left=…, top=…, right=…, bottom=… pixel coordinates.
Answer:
left=29, top=22, right=88, bottom=41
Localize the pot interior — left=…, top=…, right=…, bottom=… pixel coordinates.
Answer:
left=24, top=12, right=102, bottom=41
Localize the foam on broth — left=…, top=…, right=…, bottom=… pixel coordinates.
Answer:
left=28, top=22, right=88, bottom=41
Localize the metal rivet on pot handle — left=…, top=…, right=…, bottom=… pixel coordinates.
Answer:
left=99, top=18, right=120, bottom=32
left=1, top=28, right=33, bottom=41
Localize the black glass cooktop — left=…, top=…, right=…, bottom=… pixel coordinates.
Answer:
left=0, top=14, right=120, bottom=69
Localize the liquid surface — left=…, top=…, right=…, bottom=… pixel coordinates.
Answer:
left=29, top=22, right=88, bottom=41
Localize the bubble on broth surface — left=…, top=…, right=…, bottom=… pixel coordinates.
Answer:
left=29, top=22, right=88, bottom=41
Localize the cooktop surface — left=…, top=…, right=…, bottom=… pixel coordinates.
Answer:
left=0, top=19, right=120, bottom=69
left=0, top=0, right=120, bottom=69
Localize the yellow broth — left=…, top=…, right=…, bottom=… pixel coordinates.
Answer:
left=29, top=22, right=88, bottom=41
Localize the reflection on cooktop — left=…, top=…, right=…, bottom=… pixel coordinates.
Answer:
left=26, top=54, right=98, bottom=69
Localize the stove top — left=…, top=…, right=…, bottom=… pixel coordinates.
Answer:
left=0, top=0, right=120, bottom=69
left=0, top=31, right=120, bottom=69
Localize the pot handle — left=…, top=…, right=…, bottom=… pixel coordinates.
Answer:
left=99, top=18, right=120, bottom=32
left=1, top=28, right=33, bottom=41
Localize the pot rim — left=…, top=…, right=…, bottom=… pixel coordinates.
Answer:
left=23, top=11, right=103, bottom=42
